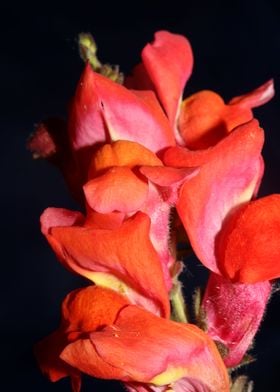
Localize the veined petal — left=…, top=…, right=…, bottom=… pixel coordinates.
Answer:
left=69, top=64, right=174, bottom=153
left=41, top=209, right=170, bottom=317
left=217, top=194, right=280, bottom=283
left=202, top=273, right=271, bottom=367
left=62, top=305, right=229, bottom=391
left=165, top=120, right=264, bottom=274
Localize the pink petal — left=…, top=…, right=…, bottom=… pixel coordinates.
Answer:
left=141, top=31, right=193, bottom=127
left=202, top=273, right=271, bottom=367
left=229, top=79, right=274, bottom=109
left=69, top=64, right=174, bottom=154
left=88, top=305, right=229, bottom=390
left=165, top=120, right=264, bottom=274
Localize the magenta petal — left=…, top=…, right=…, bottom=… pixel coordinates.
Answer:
left=202, top=273, right=271, bottom=367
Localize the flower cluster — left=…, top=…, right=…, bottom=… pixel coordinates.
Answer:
left=29, top=31, right=280, bottom=391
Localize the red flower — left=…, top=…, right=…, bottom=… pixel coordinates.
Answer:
left=165, top=119, right=280, bottom=366
left=164, top=119, right=264, bottom=276
left=217, top=194, right=280, bottom=283
left=126, top=30, right=194, bottom=131
left=127, top=31, right=273, bottom=147
left=35, top=286, right=229, bottom=392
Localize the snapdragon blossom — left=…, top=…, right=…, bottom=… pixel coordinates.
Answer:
left=31, top=30, right=280, bottom=392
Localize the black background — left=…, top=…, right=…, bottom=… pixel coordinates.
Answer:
left=1, top=1, right=280, bottom=390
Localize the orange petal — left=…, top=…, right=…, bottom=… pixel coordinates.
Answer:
left=217, top=194, right=280, bottom=283
left=35, top=286, right=129, bottom=388
left=178, top=80, right=274, bottom=150
left=43, top=210, right=170, bottom=317
left=83, top=306, right=229, bottom=390
left=61, top=285, right=129, bottom=333
left=88, top=140, right=162, bottom=178
left=178, top=90, right=251, bottom=150
left=61, top=338, right=131, bottom=380
left=84, top=167, right=148, bottom=213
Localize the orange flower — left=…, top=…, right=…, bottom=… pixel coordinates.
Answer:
left=35, top=286, right=230, bottom=392
left=35, top=286, right=129, bottom=391
left=84, top=140, right=198, bottom=289
left=41, top=208, right=170, bottom=317
left=177, top=80, right=273, bottom=149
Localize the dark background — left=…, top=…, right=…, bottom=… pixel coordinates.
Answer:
left=1, top=0, right=280, bottom=390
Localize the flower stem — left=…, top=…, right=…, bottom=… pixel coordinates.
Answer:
left=170, top=281, right=188, bottom=323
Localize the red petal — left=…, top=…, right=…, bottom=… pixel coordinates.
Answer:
left=217, top=194, right=280, bottom=283
left=61, top=338, right=131, bottom=380
left=229, top=79, right=274, bottom=108
left=125, top=63, right=154, bottom=91
left=202, top=273, right=271, bottom=367
left=87, top=305, right=229, bottom=390
left=84, top=210, right=125, bottom=230
left=140, top=166, right=198, bottom=187
left=166, top=120, right=264, bottom=274
left=141, top=31, right=193, bottom=127
left=34, top=329, right=78, bottom=382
